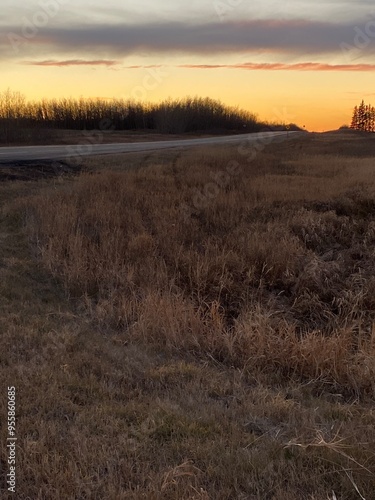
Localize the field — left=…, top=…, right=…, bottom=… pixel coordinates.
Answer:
left=1, top=131, right=375, bottom=499
left=0, top=128, right=220, bottom=148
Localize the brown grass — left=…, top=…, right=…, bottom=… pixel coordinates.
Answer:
left=1, top=131, right=375, bottom=498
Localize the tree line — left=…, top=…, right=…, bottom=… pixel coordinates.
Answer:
left=0, top=89, right=301, bottom=143
left=350, top=100, right=375, bottom=132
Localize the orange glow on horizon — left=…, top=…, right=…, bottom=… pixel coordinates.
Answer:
left=1, top=60, right=372, bottom=132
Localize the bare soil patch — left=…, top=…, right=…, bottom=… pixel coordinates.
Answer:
left=0, top=160, right=80, bottom=181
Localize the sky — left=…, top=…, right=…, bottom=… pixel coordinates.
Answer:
left=1, top=0, right=375, bottom=131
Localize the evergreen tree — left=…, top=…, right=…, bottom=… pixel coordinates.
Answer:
left=369, top=107, right=373, bottom=132
left=358, top=100, right=366, bottom=130
left=350, top=100, right=375, bottom=132
left=350, top=106, right=358, bottom=129
left=370, top=106, right=375, bottom=132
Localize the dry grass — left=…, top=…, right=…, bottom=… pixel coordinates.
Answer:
left=25, top=134, right=375, bottom=389
left=1, top=131, right=375, bottom=498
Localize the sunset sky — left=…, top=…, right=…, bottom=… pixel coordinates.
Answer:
left=1, top=0, right=375, bottom=131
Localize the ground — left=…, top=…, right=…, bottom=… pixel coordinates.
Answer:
left=0, top=131, right=374, bottom=499
left=0, top=128, right=222, bottom=147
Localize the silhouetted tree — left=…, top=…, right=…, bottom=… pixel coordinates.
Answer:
left=351, top=106, right=359, bottom=129
left=351, top=100, right=375, bottom=132
left=0, top=89, right=302, bottom=144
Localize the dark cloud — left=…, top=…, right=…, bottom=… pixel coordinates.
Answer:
left=1, top=18, right=374, bottom=60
